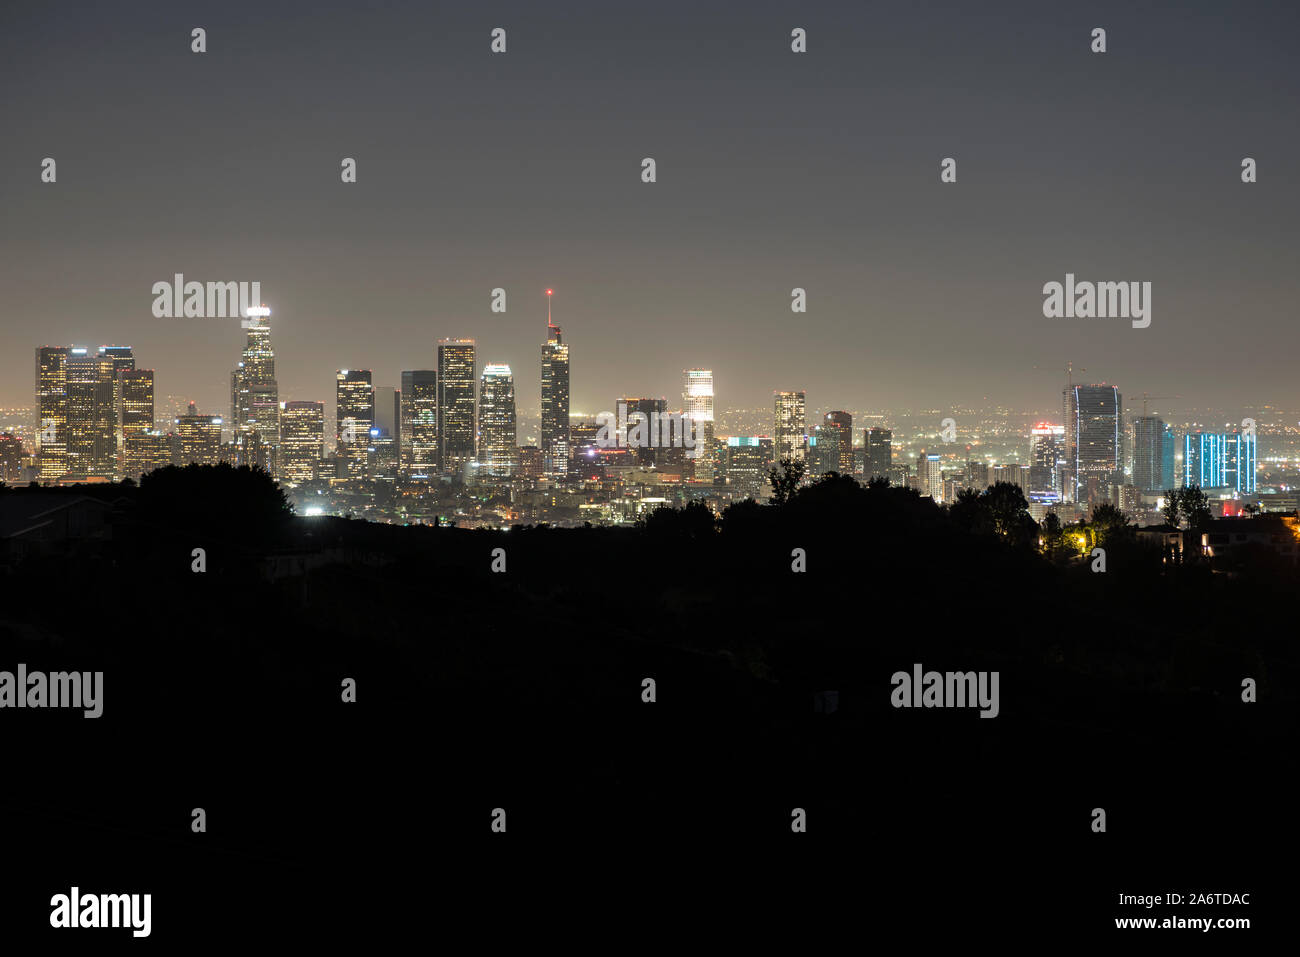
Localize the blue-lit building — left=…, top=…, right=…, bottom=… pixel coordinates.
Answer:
left=1183, top=430, right=1255, bottom=493
left=1183, top=432, right=1224, bottom=488
left=1225, top=431, right=1256, bottom=494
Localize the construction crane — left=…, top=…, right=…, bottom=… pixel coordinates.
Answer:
left=1139, top=392, right=1182, bottom=416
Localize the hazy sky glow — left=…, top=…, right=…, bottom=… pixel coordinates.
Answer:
left=3, top=0, right=1298, bottom=421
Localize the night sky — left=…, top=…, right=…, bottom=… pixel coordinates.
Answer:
left=2, top=0, right=1297, bottom=418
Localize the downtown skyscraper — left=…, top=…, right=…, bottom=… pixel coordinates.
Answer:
left=774, top=390, right=807, bottom=465
left=279, top=401, right=325, bottom=482
left=438, top=339, right=476, bottom=475
left=683, top=369, right=715, bottom=483
left=400, top=370, right=437, bottom=478
left=230, top=308, right=279, bottom=466
left=335, top=369, right=374, bottom=479
left=540, top=292, right=570, bottom=478
left=821, top=411, right=852, bottom=476
left=118, top=368, right=156, bottom=480
left=478, top=363, right=518, bottom=478
left=35, top=346, right=69, bottom=479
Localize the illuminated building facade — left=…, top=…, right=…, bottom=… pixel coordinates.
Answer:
left=400, top=370, right=438, bottom=478
left=279, top=401, right=325, bottom=482
left=774, top=390, right=807, bottom=465
left=1064, top=384, right=1122, bottom=504
left=175, top=402, right=223, bottom=465
left=726, top=436, right=773, bottom=497
left=35, top=346, right=69, bottom=479
left=335, top=369, right=374, bottom=479
left=541, top=305, right=570, bottom=477
left=821, top=411, right=852, bottom=476
left=437, top=339, right=476, bottom=474
left=478, top=363, right=518, bottom=477
left=683, top=369, right=715, bottom=482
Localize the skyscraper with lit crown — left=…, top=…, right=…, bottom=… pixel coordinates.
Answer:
left=540, top=290, right=570, bottom=478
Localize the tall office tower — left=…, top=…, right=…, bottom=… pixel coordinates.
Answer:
left=400, top=370, right=438, bottom=477
left=65, top=348, right=119, bottom=477
left=568, top=422, right=603, bottom=481
left=966, top=458, right=990, bottom=490
left=231, top=308, right=278, bottom=453
left=865, top=427, right=892, bottom=481
left=437, top=339, right=477, bottom=473
left=821, top=411, right=852, bottom=475
left=35, top=346, right=70, bottom=479
left=175, top=402, right=223, bottom=465
left=774, top=391, right=807, bottom=464
left=373, top=386, right=399, bottom=443
left=540, top=293, right=571, bottom=477
left=478, top=363, right=518, bottom=477
left=1224, top=430, right=1257, bottom=494
left=917, top=452, right=943, bottom=502
left=0, top=434, right=23, bottom=482
left=619, top=397, right=670, bottom=466
left=99, top=345, right=135, bottom=477
left=1131, top=416, right=1170, bottom=493
left=726, top=436, right=774, bottom=497
left=1063, top=384, right=1122, bottom=504
left=683, top=369, right=715, bottom=482
left=1029, top=422, right=1065, bottom=495
left=279, top=401, right=325, bottom=482
left=118, top=369, right=155, bottom=479
left=335, top=370, right=374, bottom=479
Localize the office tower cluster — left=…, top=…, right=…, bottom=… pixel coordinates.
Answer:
left=26, top=300, right=1261, bottom=527
left=36, top=344, right=159, bottom=482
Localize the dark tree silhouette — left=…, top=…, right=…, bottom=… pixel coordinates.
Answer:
left=1162, top=488, right=1181, bottom=527
left=767, top=457, right=806, bottom=505
left=1089, top=502, right=1131, bottom=545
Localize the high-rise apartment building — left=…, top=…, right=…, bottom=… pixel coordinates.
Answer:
left=1131, top=416, right=1174, bottom=493
left=1064, top=384, right=1122, bottom=504
left=1029, top=422, right=1065, bottom=496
